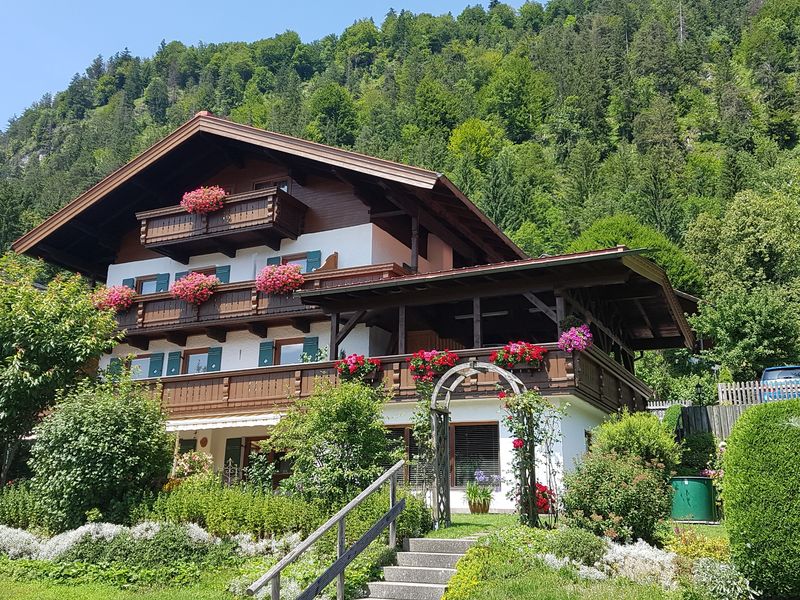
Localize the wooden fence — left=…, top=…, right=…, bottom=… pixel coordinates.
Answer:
left=680, top=405, right=753, bottom=440
left=717, top=380, right=800, bottom=404
left=646, top=399, right=690, bottom=419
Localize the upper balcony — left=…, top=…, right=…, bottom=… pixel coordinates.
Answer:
left=151, top=345, right=651, bottom=418
left=135, top=187, right=308, bottom=262
left=116, top=262, right=409, bottom=349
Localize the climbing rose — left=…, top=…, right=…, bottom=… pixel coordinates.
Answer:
left=513, top=438, right=525, bottom=449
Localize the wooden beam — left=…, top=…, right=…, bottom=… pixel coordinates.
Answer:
left=370, top=209, right=406, bottom=219
left=126, top=336, right=150, bottom=351
left=205, top=327, right=227, bottom=343
left=210, top=238, right=237, bottom=259
left=247, top=323, right=269, bottom=338
left=329, top=312, right=340, bottom=360
left=560, top=291, right=633, bottom=357
left=398, top=305, right=406, bottom=354
left=38, top=244, right=106, bottom=279
left=523, top=292, right=557, bottom=324
left=336, top=310, right=367, bottom=345
left=410, top=215, right=420, bottom=273
left=166, top=331, right=188, bottom=346
left=473, top=297, right=482, bottom=348
left=555, top=296, right=566, bottom=334
left=634, top=299, right=657, bottom=337
left=290, top=318, right=311, bottom=334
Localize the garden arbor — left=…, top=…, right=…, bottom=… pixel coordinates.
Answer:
left=430, top=359, right=528, bottom=528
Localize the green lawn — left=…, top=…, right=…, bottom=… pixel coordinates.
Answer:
left=675, top=522, right=727, bottom=540
left=425, top=512, right=520, bottom=538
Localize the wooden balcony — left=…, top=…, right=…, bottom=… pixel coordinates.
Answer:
left=136, top=187, right=307, bottom=262
left=117, top=263, right=409, bottom=347
left=151, top=345, right=652, bottom=418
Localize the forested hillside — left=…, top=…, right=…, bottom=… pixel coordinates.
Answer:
left=2, top=0, right=800, bottom=399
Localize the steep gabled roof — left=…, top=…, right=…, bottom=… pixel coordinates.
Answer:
left=12, top=113, right=524, bottom=273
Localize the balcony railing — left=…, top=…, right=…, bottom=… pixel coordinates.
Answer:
left=117, top=263, right=409, bottom=341
left=136, top=187, right=307, bottom=261
left=150, top=345, right=652, bottom=418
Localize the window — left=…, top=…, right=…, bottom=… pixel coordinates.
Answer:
left=453, top=424, right=500, bottom=487
left=190, top=267, right=217, bottom=277
left=178, top=438, right=197, bottom=454
left=137, top=276, right=158, bottom=295
left=282, top=253, right=309, bottom=274
left=254, top=179, right=289, bottom=192
left=275, top=338, right=305, bottom=365
left=129, top=356, right=151, bottom=380
left=183, top=349, right=210, bottom=374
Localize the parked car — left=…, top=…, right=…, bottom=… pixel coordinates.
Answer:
left=760, top=366, right=800, bottom=401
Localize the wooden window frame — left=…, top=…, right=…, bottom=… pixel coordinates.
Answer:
left=451, top=421, right=501, bottom=489
left=274, top=337, right=305, bottom=365
left=253, top=178, right=290, bottom=193
left=181, top=347, right=210, bottom=375
left=189, top=266, right=217, bottom=277
left=135, top=274, right=159, bottom=294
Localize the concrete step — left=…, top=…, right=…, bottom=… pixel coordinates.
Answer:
left=406, top=538, right=474, bottom=554
left=367, top=581, right=446, bottom=600
left=383, top=566, right=456, bottom=585
left=396, top=551, right=463, bottom=569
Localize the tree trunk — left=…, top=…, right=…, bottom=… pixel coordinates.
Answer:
left=1, top=439, right=20, bottom=487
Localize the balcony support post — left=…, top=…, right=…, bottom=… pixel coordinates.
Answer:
left=398, top=305, right=406, bottom=354
left=555, top=295, right=566, bottom=334
left=329, top=312, right=340, bottom=360
left=410, top=215, right=419, bottom=274
left=473, top=297, right=482, bottom=348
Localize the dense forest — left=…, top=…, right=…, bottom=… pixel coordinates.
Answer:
left=1, top=0, right=800, bottom=401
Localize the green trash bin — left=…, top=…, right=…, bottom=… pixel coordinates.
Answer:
left=671, top=476, right=718, bottom=522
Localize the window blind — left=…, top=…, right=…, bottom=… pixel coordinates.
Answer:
left=454, top=424, right=500, bottom=487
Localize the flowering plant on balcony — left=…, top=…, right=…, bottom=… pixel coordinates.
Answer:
left=180, top=185, right=227, bottom=214
left=91, top=285, right=136, bottom=312
left=170, top=271, right=220, bottom=305
left=336, top=353, right=382, bottom=382
left=407, top=349, right=459, bottom=382
left=490, top=341, right=547, bottom=370
left=255, top=263, right=304, bottom=295
left=558, top=324, right=593, bottom=352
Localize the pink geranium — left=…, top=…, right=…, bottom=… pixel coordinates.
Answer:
left=255, top=263, right=305, bottom=295
left=92, top=285, right=136, bottom=312
left=170, top=271, right=220, bottom=305
left=180, top=186, right=227, bottom=214
left=558, top=324, right=593, bottom=352
left=336, top=353, right=382, bottom=381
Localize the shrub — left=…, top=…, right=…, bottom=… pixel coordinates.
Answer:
left=691, top=558, right=758, bottom=600
left=662, top=404, right=683, bottom=435
left=0, top=481, right=40, bottom=530
left=724, top=399, right=800, bottom=598
left=268, top=380, right=402, bottom=504
left=245, top=451, right=276, bottom=493
left=30, top=375, right=173, bottom=532
left=678, top=433, right=716, bottom=475
left=544, top=527, right=606, bottom=566
left=344, top=489, right=432, bottom=549
left=599, top=539, right=679, bottom=589
left=563, top=452, right=671, bottom=543
left=173, top=450, right=213, bottom=479
left=666, top=527, right=729, bottom=561
left=592, top=410, right=682, bottom=478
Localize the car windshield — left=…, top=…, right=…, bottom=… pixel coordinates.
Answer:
left=763, top=368, right=800, bottom=381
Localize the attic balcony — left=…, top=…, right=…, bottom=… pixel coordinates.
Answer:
left=135, top=187, right=308, bottom=263
left=116, top=263, right=409, bottom=349
left=148, top=345, right=652, bottom=418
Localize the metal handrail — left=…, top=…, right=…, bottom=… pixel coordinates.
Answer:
left=247, top=459, right=406, bottom=599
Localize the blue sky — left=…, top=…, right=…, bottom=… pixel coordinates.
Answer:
left=1, top=0, right=524, bottom=129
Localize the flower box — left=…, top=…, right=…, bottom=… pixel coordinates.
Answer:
left=255, top=263, right=304, bottom=295
left=170, top=272, right=220, bottom=305
left=490, top=341, right=547, bottom=370
left=92, top=285, right=136, bottom=312
left=407, top=349, right=459, bottom=383
left=336, top=353, right=382, bottom=382
left=180, top=186, right=227, bottom=214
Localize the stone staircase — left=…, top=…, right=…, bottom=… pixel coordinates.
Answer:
left=363, top=537, right=475, bottom=600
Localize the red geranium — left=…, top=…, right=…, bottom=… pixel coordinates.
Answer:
left=180, top=186, right=226, bottom=214
left=407, top=349, right=459, bottom=382
left=489, top=341, right=547, bottom=369
left=336, top=353, right=382, bottom=382
left=170, top=271, right=220, bottom=305
left=255, top=263, right=305, bottom=295
left=92, top=285, right=136, bottom=312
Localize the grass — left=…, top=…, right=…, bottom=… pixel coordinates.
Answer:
left=425, top=512, right=519, bottom=538
left=676, top=522, right=727, bottom=540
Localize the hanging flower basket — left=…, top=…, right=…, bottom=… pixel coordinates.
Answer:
left=170, top=271, right=220, bottom=305
left=407, top=349, right=459, bottom=383
left=255, top=263, right=305, bottom=295
left=336, top=353, right=382, bottom=382
left=558, top=324, right=593, bottom=352
left=180, top=186, right=227, bottom=214
left=490, top=341, right=547, bottom=370
left=92, top=285, right=136, bottom=312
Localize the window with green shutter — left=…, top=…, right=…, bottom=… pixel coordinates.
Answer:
left=258, top=341, right=274, bottom=366
left=175, top=271, right=188, bottom=281
left=206, top=347, right=222, bottom=372
left=224, top=438, right=242, bottom=468
left=155, top=273, right=170, bottom=292
left=215, top=265, right=231, bottom=283
left=121, top=278, right=135, bottom=289
left=306, top=250, right=322, bottom=272
left=302, top=336, right=319, bottom=360
left=178, top=439, right=197, bottom=454
left=147, top=353, right=165, bottom=378
left=266, top=256, right=281, bottom=266
left=166, top=351, right=182, bottom=376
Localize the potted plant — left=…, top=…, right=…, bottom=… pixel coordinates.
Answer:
left=255, top=263, right=305, bottom=295
left=558, top=324, right=593, bottom=352
left=465, top=469, right=499, bottom=513
left=490, top=341, right=547, bottom=371
left=336, top=353, right=382, bottom=382
left=407, top=349, right=459, bottom=383
left=91, top=285, right=136, bottom=312
left=180, top=185, right=227, bottom=214
left=170, top=271, right=220, bottom=305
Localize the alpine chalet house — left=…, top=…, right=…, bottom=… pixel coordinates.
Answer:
left=13, top=113, right=695, bottom=510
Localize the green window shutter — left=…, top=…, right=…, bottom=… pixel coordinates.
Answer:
left=148, top=352, right=165, bottom=378
left=175, top=271, right=188, bottom=281
left=215, top=265, right=231, bottom=283
left=108, top=357, right=123, bottom=378
left=224, top=438, right=242, bottom=468
left=266, top=256, right=281, bottom=266
left=302, top=336, right=319, bottom=359
left=166, top=351, right=182, bottom=376
left=306, top=250, right=322, bottom=272
left=259, top=341, right=274, bottom=366
left=121, top=278, right=135, bottom=289
left=155, top=273, right=170, bottom=292
left=178, top=438, right=197, bottom=453
left=206, top=347, right=222, bottom=372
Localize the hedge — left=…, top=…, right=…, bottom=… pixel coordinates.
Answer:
left=724, top=399, right=800, bottom=598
